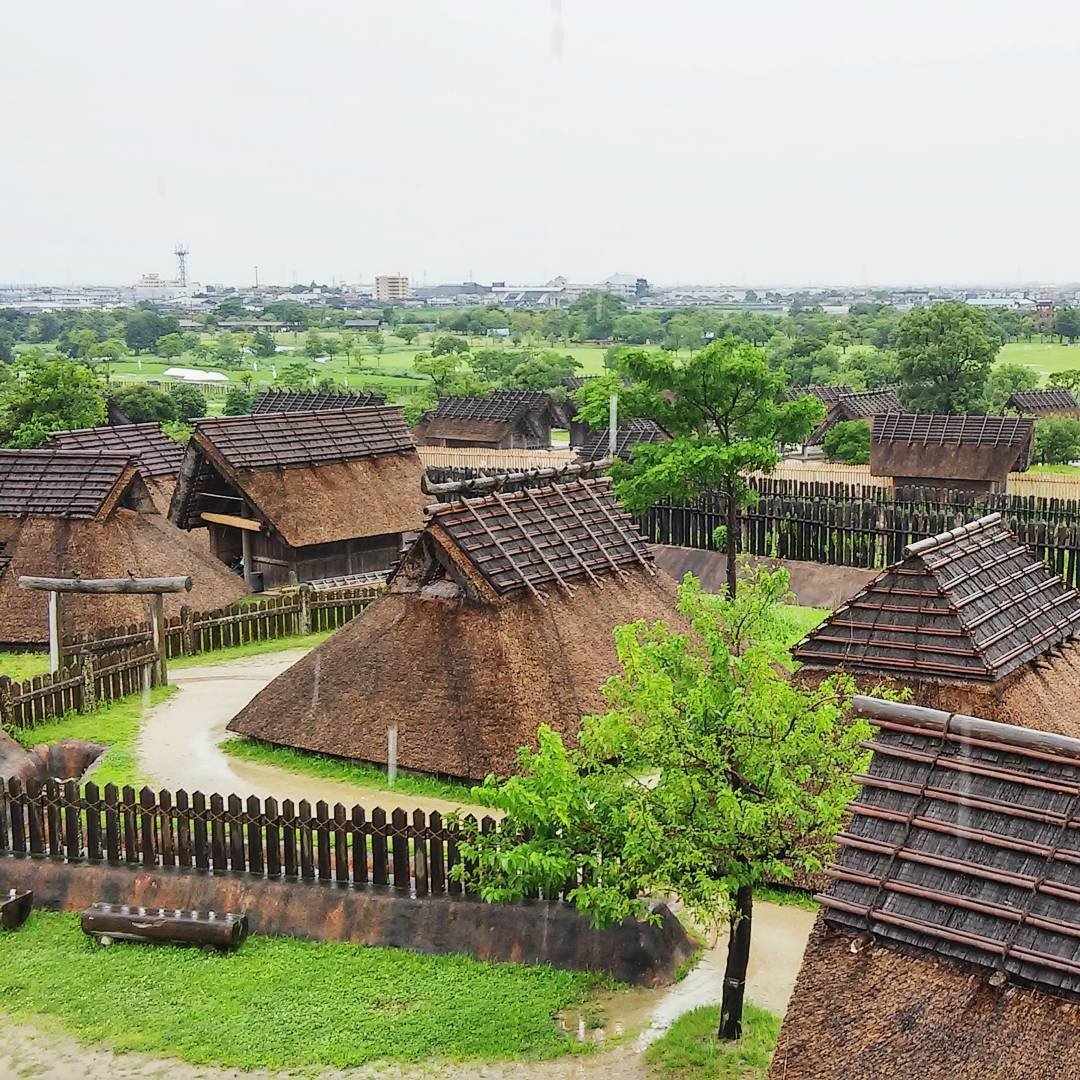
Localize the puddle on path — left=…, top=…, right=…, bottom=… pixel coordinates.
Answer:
left=557, top=900, right=816, bottom=1050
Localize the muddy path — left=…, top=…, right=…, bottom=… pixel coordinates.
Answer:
left=133, top=648, right=486, bottom=817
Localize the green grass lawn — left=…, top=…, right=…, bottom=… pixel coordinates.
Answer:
left=221, top=736, right=491, bottom=808
left=0, top=911, right=602, bottom=1070
left=168, top=629, right=335, bottom=670
left=777, top=604, right=827, bottom=647
left=999, top=340, right=1080, bottom=378
left=9, top=686, right=175, bottom=790
left=0, top=651, right=50, bottom=682
left=645, top=1003, right=781, bottom=1078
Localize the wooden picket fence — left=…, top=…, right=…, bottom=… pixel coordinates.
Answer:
left=0, top=777, right=558, bottom=901
left=0, top=646, right=159, bottom=732
left=61, top=583, right=382, bottom=661
left=638, top=486, right=1080, bottom=587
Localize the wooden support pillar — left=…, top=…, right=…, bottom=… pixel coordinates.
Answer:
left=47, top=591, right=63, bottom=674
left=241, top=526, right=254, bottom=590
left=149, top=592, right=167, bottom=686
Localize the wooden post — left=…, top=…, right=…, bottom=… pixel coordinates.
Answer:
left=298, top=584, right=312, bottom=636
left=240, top=511, right=255, bottom=590
left=80, top=654, right=96, bottom=714
left=149, top=593, right=167, bottom=685
left=47, top=591, right=63, bottom=674
left=180, top=604, right=195, bottom=657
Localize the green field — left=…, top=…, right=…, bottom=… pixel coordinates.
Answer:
left=0, top=911, right=603, bottom=1070
left=999, top=340, right=1080, bottom=378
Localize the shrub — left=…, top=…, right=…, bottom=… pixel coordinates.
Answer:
left=1034, top=417, right=1080, bottom=465
left=822, top=419, right=870, bottom=465
left=111, top=386, right=178, bottom=424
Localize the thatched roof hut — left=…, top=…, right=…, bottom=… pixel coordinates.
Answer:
left=577, top=419, right=670, bottom=462
left=871, top=412, right=1034, bottom=493
left=770, top=696, right=1080, bottom=1079
left=251, top=389, right=386, bottom=414
left=414, top=391, right=567, bottom=449
left=1006, top=387, right=1080, bottom=418
left=793, top=513, right=1080, bottom=735
left=0, top=449, right=248, bottom=646
left=169, top=407, right=428, bottom=588
left=786, top=384, right=854, bottom=405
left=808, top=388, right=901, bottom=445
left=47, top=422, right=185, bottom=515
left=227, top=469, right=678, bottom=780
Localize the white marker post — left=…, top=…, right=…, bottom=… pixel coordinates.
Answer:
left=608, top=391, right=618, bottom=460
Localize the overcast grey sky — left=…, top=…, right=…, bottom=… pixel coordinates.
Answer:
left=3, top=1, right=1078, bottom=288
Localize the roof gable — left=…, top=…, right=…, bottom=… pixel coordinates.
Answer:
left=809, top=389, right=901, bottom=443
left=0, top=450, right=139, bottom=520
left=432, top=391, right=555, bottom=424
left=418, top=475, right=654, bottom=599
left=873, top=412, right=1034, bottom=448
left=1007, top=388, right=1080, bottom=411
left=787, top=384, right=854, bottom=404
left=578, top=419, right=670, bottom=461
left=794, top=513, right=1080, bottom=682
left=819, top=696, right=1080, bottom=1000
left=48, top=423, right=185, bottom=478
left=191, top=407, right=415, bottom=470
left=251, top=389, right=386, bottom=414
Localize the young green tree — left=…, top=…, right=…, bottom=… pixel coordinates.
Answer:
left=822, top=418, right=870, bottom=464
left=252, top=329, right=278, bottom=358
left=455, top=568, right=868, bottom=1041
left=156, top=332, right=188, bottom=359
left=395, top=324, right=419, bottom=345
left=1034, top=417, right=1080, bottom=465
left=896, top=302, right=999, bottom=412
left=574, top=341, right=823, bottom=597
left=1052, top=307, right=1080, bottom=344
left=111, top=385, right=179, bottom=423
left=985, top=362, right=1039, bottom=411
left=303, top=329, right=326, bottom=360
left=223, top=383, right=257, bottom=416
left=0, top=357, right=106, bottom=446
left=168, top=384, right=208, bottom=421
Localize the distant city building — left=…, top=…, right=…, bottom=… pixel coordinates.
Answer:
left=965, top=295, right=1036, bottom=310
left=132, top=273, right=196, bottom=302
left=374, top=275, right=410, bottom=302
left=1036, top=298, right=1056, bottom=330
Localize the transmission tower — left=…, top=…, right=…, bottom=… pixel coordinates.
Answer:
left=174, top=243, right=190, bottom=287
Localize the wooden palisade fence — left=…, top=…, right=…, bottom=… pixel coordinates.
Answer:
left=0, top=584, right=382, bottom=732
left=0, top=777, right=542, bottom=901
left=639, top=482, right=1080, bottom=588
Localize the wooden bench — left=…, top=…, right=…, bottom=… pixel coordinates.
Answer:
left=0, top=890, right=33, bottom=930
left=80, top=903, right=248, bottom=951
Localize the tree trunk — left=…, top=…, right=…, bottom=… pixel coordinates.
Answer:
left=718, top=884, right=753, bottom=1040
left=725, top=486, right=739, bottom=599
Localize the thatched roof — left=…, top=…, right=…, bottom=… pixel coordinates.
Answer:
left=771, top=696, right=1080, bottom=1077
left=1007, top=387, right=1080, bottom=414
left=46, top=424, right=185, bottom=517
left=0, top=451, right=248, bottom=645
left=227, top=474, right=676, bottom=779
left=47, top=423, right=184, bottom=478
left=794, top=514, right=1080, bottom=683
left=0, top=449, right=142, bottom=519
left=577, top=419, right=670, bottom=462
left=871, top=412, right=1035, bottom=479
left=809, top=389, right=901, bottom=444
left=419, top=391, right=564, bottom=445
left=169, top=408, right=428, bottom=547
left=787, top=384, right=854, bottom=404
left=251, top=389, right=386, bottom=414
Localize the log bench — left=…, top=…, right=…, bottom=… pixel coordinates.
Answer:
left=0, top=889, right=33, bottom=930
left=80, top=903, right=248, bottom=951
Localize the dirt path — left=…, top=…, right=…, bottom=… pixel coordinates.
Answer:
left=133, top=649, right=485, bottom=817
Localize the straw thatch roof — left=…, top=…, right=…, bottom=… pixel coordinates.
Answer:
left=808, top=389, right=901, bottom=444
left=227, top=473, right=677, bottom=780
left=871, top=412, right=1035, bottom=481
left=251, top=389, right=386, bottom=414
left=577, top=419, right=670, bottom=462
left=1007, top=387, right=1080, bottom=417
left=0, top=450, right=247, bottom=645
left=169, top=407, right=428, bottom=548
left=417, top=391, right=566, bottom=446
left=770, top=696, right=1080, bottom=1078
left=794, top=514, right=1080, bottom=732
left=47, top=423, right=186, bottom=515
left=787, top=384, right=854, bottom=404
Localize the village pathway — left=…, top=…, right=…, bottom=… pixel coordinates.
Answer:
left=133, top=648, right=487, bottom=817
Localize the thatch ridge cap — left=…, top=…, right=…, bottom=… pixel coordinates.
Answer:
left=903, top=512, right=1003, bottom=556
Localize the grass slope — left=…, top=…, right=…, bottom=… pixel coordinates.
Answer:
left=9, top=686, right=175, bottom=790
left=221, top=737, right=490, bottom=808
left=0, top=912, right=600, bottom=1070
left=645, top=1003, right=781, bottom=1078
left=0, top=651, right=50, bottom=682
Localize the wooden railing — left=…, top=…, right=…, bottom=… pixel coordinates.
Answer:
left=0, top=777, right=531, bottom=900
left=61, top=583, right=382, bottom=660
left=0, top=646, right=159, bottom=731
